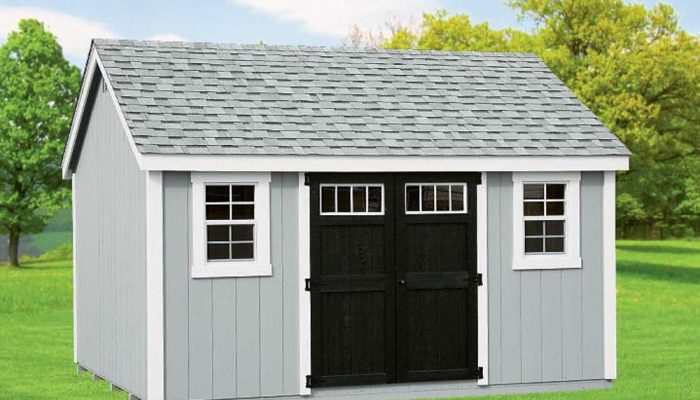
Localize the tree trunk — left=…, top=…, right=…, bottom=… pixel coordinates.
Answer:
left=8, top=228, right=20, bottom=267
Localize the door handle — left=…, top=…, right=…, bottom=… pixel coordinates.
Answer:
left=398, top=279, right=406, bottom=285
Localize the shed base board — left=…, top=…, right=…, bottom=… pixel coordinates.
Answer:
left=76, top=363, right=144, bottom=400
left=233, top=379, right=610, bottom=400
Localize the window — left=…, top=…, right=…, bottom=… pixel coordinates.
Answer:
left=320, top=184, right=383, bottom=215
left=191, top=172, right=271, bottom=278
left=405, top=183, right=467, bottom=214
left=512, top=172, right=581, bottom=270
left=205, top=185, right=256, bottom=261
left=523, top=183, right=565, bottom=254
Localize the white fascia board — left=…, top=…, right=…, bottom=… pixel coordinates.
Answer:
left=140, top=154, right=629, bottom=173
left=61, top=47, right=144, bottom=179
left=603, top=171, right=617, bottom=379
left=146, top=171, right=164, bottom=400
left=61, top=48, right=97, bottom=179
left=476, top=172, right=488, bottom=385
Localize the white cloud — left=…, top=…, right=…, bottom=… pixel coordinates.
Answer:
left=229, top=0, right=438, bottom=38
left=0, top=6, right=116, bottom=61
left=148, top=33, right=186, bottom=42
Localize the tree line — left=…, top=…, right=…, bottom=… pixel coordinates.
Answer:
left=351, top=0, right=700, bottom=239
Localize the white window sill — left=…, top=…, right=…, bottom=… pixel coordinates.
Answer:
left=191, top=262, right=272, bottom=279
left=512, top=255, right=582, bottom=271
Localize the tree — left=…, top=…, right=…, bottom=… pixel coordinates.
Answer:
left=0, top=19, right=80, bottom=266
left=380, top=2, right=700, bottom=238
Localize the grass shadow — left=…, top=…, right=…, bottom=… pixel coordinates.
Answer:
left=618, top=259, right=700, bottom=284
left=617, top=243, right=700, bottom=255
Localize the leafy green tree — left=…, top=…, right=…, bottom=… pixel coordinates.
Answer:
left=0, top=19, right=80, bottom=266
left=381, top=1, right=700, bottom=238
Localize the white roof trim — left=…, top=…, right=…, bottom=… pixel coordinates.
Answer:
left=61, top=45, right=144, bottom=179
left=140, top=154, right=629, bottom=172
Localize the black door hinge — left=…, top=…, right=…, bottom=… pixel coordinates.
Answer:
left=306, top=375, right=313, bottom=388
left=305, top=278, right=312, bottom=292
left=475, top=273, right=483, bottom=286
left=304, top=174, right=310, bottom=186
left=477, top=366, right=484, bottom=380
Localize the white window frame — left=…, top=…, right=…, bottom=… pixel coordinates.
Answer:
left=404, top=182, right=468, bottom=214
left=191, top=172, right=272, bottom=278
left=512, top=172, right=581, bottom=270
left=319, top=183, right=385, bottom=216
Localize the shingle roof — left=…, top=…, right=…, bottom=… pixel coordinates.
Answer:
left=93, top=39, right=629, bottom=157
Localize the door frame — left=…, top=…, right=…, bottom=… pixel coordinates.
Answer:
left=304, top=172, right=488, bottom=389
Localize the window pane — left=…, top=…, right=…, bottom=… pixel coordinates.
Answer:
left=545, top=220, right=565, bottom=236
left=546, top=201, right=564, bottom=216
left=207, top=243, right=229, bottom=260
left=353, top=186, right=366, bottom=212
left=337, top=186, right=351, bottom=212
left=525, top=237, right=543, bottom=253
left=321, top=187, right=335, bottom=213
left=451, top=185, right=464, bottom=211
left=547, top=184, right=565, bottom=200
left=422, top=185, right=435, bottom=211
left=231, top=225, right=254, bottom=241
left=206, top=204, right=229, bottom=220
left=524, top=184, right=545, bottom=200
left=525, top=221, right=543, bottom=236
left=207, top=225, right=229, bottom=242
left=231, top=243, right=254, bottom=259
left=232, top=204, right=254, bottom=220
left=231, top=185, right=254, bottom=202
left=524, top=202, right=544, bottom=216
left=406, top=185, right=420, bottom=212
left=545, top=237, right=564, bottom=253
left=206, top=185, right=229, bottom=203
left=436, top=185, right=450, bottom=211
left=368, top=186, right=382, bottom=212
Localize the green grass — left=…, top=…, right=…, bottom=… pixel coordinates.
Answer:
left=0, top=241, right=698, bottom=399
left=26, top=231, right=72, bottom=254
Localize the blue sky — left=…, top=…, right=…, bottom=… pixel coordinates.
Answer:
left=0, top=0, right=698, bottom=66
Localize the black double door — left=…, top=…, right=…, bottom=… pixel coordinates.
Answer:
left=308, top=173, right=479, bottom=388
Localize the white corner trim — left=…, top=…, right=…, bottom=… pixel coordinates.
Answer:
left=140, top=154, right=629, bottom=173
left=146, top=171, right=164, bottom=400
left=190, top=172, right=272, bottom=278
left=62, top=47, right=144, bottom=179
left=512, top=172, right=582, bottom=270
left=476, top=172, right=488, bottom=386
left=72, top=175, right=78, bottom=363
left=298, top=173, right=312, bottom=396
left=603, top=171, right=617, bottom=379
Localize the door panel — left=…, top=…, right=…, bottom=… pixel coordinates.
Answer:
left=309, top=172, right=478, bottom=388
left=309, top=174, right=395, bottom=387
left=395, top=173, right=479, bottom=383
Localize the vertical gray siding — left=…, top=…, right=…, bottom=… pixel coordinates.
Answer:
left=487, top=172, right=604, bottom=385
left=164, top=172, right=301, bottom=400
left=74, top=75, right=147, bottom=398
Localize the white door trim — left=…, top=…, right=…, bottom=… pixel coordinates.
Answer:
left=477, top=172, right=489, bottom=385
left=298, top=173, right=312, bottom=395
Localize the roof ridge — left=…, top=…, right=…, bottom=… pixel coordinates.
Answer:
left=92, top=38, right=538, bottom=58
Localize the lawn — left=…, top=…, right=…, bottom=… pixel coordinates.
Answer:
left=0, top=241, right=698, bottom=400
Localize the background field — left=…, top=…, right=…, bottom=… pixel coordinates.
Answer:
left=0, top=240, right=698, bottom=400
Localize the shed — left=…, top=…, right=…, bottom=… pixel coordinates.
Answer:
left=62, top=39, right=629, bottom=400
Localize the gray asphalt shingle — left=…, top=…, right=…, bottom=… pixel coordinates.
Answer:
left=93, top=39, right=629, bottom=157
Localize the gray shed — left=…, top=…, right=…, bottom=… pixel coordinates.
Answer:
left=62, top=39, right=629, bottom=400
